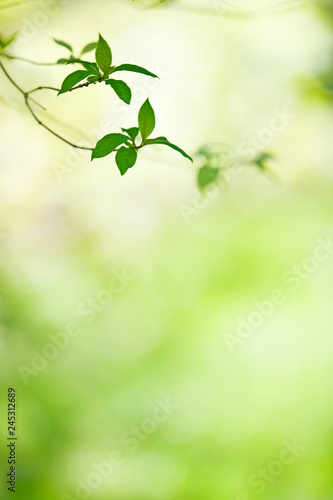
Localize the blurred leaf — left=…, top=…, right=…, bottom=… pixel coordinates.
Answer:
left=0, top=31, right=17, bottom=50
left=56, top=58, right=70, bottom=65
left=65, top=55, right=83, bottom=64
left=80, top=41, right=98, bottom=55
left=91, top=133, right=129, bottom=160
left=105, top=79, right=131, bottom=104
left=53, top=38, right=73, bottom=52
left=115, top=146, right=137, bottom=175
left=252, top=152, right=274, bottom=171
left=197, top=166, right=220, bottom=190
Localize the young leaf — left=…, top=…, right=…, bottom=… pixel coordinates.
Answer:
left=58, top=70, right=91, bottom=95
left=138, top=99, right=155, bottom=142
left=91, top=133, right=129, bottom=160
left=144, top=137, right=193, bottom=162
left=111, top=64, right=158, bottom=79
left=79, top=60, right=100, bottom=75
left=80, top=41, right=98, bottom=55
left=115, top=147, right=138, bottom=175
left=95, top=33, right=112, bottom=74
left=87, top=76, right=99, bottom=82
left=121, top=127, right=139, bottom=142
left=53, top=38, right=73, bottom=52
left=197, top=166, right=219, bottom=191
left=105, top=79, right=131, bottom=104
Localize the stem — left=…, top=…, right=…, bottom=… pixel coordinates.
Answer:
left=0, top=61, right=94, bottom=151
left=29, top=97, right=46, bottom=110
left=0, top=59, right=22, bottom=93
left=0, top=53, right=59, bottom=66
left=24, top=96, right=93, bottom=151
left=28, top=86, right=60, bottom=94
left=69, top=80, right=99, bottom=92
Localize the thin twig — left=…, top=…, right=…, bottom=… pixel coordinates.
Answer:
left=24, top=97, right=93, bottom=150
left=0, top=60, right=22, bottom=93
left=28, top=86, right=60, bottom=94
left=0, top=60, right=94, bottom=151
left=28, top=97, right=46, bottom=110
left=0, top=53, right=59, bottom=66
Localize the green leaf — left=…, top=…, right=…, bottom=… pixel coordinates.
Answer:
left=95, top=33, right=112, bottom=74
left=115, top=147, right=138, bottom=175
left=252, top=152, right=274, bottom=171
left=80, top=42, right=98, bottom=55
left=197, top=166, right=219, bottom=190
left=138, top=99, right=155, bottom=142
left=58, top=70, right=91, bottom=95
left=105, top=79, right=131, bottom=104
left=56, top=58, right=70, bottom=65
left=65, top=55, right=82, bottom=64
left=79, top=60, right=100, bottom=75
left=121, top=127, right=139, bottom=142
left=111, top=64, right=158, bottom=79
left=144, top=137, right=193, bottom=162
left=87, top=76, right=99, bottom=82
left=53, top=38, right=73, bottom=52
left=91, top=133, right=129, bottom=160
left=0, top=31, right=17, bottom=50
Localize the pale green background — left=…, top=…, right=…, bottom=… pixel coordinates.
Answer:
left=0, top=1, right=333, bottom=499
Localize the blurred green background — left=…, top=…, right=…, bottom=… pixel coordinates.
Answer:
left=1, top=0, right=333, bottom=499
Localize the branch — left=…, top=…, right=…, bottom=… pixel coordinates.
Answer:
left=0, top=61, right=94, bottom=151
left=23, top=96, right=93, bottom=150
left=28, top=86, right=61, bottom=94
left=69, top=80, right=100, bottom=92
left=0, top=52, right=59, bottom=66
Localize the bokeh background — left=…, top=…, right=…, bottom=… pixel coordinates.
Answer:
left=1, top=0, right=333, bottom=499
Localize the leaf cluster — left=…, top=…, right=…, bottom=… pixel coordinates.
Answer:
left=92, top=98, right=193, bottom=175
left=0, top=32, right=193, bottom=180
left=57, top=34, right=158, bottom=105
left=195, top=145, right=275, bottom=191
